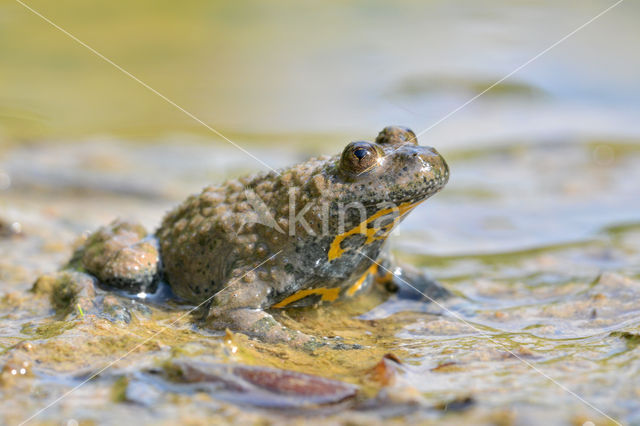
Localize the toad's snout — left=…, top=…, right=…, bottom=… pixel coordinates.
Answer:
left=395, top=145, right=449, bottom=190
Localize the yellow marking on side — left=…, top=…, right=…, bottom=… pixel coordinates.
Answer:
left=346, top=264, right=378, bottom=296
left=328, top=200, right=421, bottom=261
left=272, top=287, right=341, bottom=308
left=374, top=270, right=394, bottom=285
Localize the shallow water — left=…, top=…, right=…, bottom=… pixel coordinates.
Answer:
left=1, top=1, right=640, bottom=425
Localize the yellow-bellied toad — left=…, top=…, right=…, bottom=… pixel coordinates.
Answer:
left=55, top=126, right=449, bottom=347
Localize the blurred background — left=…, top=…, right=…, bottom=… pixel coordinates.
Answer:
left=2, top=0, right=639, bottom=142
left=1, top=1, right=640, bottom=424
left=1, top=0, right=639, bottom=255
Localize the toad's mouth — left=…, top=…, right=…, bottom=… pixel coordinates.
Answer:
left=399, top=174, right=449, bottom=204
left=361, top=184, right=446, bottom=209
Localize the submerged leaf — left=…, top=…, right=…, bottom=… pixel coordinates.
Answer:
left=160, top=360, right=358, bottom=408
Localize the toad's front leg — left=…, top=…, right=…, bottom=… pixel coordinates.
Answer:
left=204, top=279, right=355, bottom=350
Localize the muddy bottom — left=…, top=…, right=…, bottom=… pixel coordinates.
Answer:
left=1, top=137, right=640, bottom=425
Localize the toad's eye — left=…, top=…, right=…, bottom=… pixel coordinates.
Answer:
left=375, top=126, right=418, bottom=146
left=340, top=141, right=382, bottom=176
left=353, top=147, right=368, bottom=160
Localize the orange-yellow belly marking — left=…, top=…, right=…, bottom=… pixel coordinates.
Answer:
left=328, top=200, right=421, bottom=261
left=346, top=264, right=378, bottom=296
left=271, top=287, right=341, bottom=308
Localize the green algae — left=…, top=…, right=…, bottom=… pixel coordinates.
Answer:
left=392, top=75, right=547, bottom=100
left=20, top=320, right=77, bottom=339
left=111, top=376, right=129, bottom=403
left=601, top=222, right=640, bottom=238
left=610, top=331, right=640, bottom=347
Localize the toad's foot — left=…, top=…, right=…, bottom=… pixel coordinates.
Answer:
left=207, top=308, right=362, bottom=351
left=72, top=219, right=160, bottom=294
left=375, top=260, right=450, bottom=302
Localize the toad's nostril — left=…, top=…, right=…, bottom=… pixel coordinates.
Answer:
left=412, top=153, right=417, bottom=157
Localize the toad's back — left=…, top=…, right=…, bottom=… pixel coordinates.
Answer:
left=156, top=155, right=332, bottom=305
